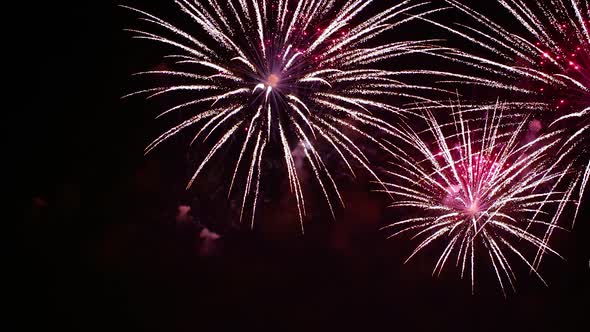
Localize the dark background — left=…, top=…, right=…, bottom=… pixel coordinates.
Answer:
left=19, top=1, right=588, bottom=331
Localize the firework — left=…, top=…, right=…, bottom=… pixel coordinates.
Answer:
left=122, top=0, right=449, bottom=230
left=382, top=102, right=572, bottom=295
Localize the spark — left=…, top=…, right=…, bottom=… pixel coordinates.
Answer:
left=122, top=0, right=447, bottom=230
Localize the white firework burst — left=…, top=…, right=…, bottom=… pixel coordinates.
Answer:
left=122, top=0, right=450, bottom=230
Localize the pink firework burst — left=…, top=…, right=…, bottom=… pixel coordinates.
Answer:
left=382, top=102, right=574, bottom=295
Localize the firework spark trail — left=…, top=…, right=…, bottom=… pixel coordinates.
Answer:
left=382, top=102, right=570, bottom=295
left=123, top=0, right=449, bottom=229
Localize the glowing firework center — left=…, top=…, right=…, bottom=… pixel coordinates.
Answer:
left=443, top=154, right=502, bottom=220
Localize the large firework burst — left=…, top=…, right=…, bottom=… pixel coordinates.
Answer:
left=122, top=0, right=448, bottom=230
left=382, top=103, right=573, bottom=295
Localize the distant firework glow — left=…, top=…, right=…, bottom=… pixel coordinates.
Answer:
left=123, top=0, right=449, bottom=230
left=382, top=103, right=573, bottom=295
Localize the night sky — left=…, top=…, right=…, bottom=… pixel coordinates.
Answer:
left=19, top=1, right=589, bottom=331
